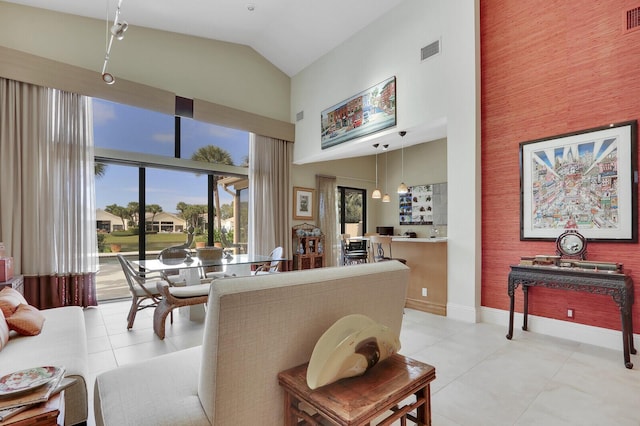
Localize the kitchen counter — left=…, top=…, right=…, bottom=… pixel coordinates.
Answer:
left=391, top=237, right=447, bottom=243
left=390, top=238, right=447, bottom=316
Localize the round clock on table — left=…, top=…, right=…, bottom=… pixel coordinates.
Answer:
left=556, top=230, right=587, bottom=260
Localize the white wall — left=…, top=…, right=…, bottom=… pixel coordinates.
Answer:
left=291, top=0, right=481, bottom=321
left=291, top=0, right=448, bottom=164
left=0, top=1, right=291, bottom=122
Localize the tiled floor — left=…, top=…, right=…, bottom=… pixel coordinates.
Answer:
left=85, top=301, right=640, bottom=425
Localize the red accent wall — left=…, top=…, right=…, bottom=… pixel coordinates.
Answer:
left=481, top=1, right=640, bottom=330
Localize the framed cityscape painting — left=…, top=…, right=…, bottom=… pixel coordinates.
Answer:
left=320, top=76, right=396, bottom=149
left=520, top=120, right=637, bottom=241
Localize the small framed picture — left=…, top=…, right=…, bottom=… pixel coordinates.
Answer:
left=293, top=187, right=316, bottom=220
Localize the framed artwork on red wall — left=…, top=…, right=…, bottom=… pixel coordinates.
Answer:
left=520, top=120, right=637, bottom=241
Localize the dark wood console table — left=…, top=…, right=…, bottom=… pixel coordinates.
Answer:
left=507, top=265, right=636, bottom=369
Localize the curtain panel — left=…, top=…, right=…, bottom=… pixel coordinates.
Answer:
left=0, top=77, right=97, bottom=308
left=316, top=175, right=338, bottom=267
left=248, top=134, right=292, bottom=261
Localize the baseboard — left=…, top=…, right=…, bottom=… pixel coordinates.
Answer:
left=445, top=303, right=479, bottom=323
left=480, top=306, right=639, bottom=351
left=405, top=299, right=446, bottom=316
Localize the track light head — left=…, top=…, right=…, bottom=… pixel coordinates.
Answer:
left=382, top=144, right=389, bottom=151
left=399, top=131, right=406, bottom=137
left=373, top=143, right=380, bottom=149
left=102, top=72, right=115, bottom=84
left=111, top=21, right=128, bottom=40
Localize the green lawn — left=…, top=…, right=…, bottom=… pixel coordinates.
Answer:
left=102, top=232, right=199, bottom=252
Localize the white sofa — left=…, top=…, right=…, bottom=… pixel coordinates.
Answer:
left=0, top=306, right=89, bottom=425
left=94, top=261, right=409, bottom=426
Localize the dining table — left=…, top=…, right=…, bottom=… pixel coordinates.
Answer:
left=132, top=253, right=278, bottom=273
left=133, top=253, right=285, bottom=321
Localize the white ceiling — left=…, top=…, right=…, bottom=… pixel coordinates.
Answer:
left=4, top=0, right=404, bottom=77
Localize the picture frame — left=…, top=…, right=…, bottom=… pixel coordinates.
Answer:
left=320, top=76, right=397, bottom=149
left=520, top=120, right=637, bottom=241
left=293, top=187, right=316, bottom=220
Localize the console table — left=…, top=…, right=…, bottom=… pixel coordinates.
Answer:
left=506, top=265, right=636, bottom=368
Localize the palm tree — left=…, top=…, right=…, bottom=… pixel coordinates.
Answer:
left=191, top=145, right=234, bottom=235
left=95, top=162, right=107, bottom=178
left=146, top=204, right=163, bottom=232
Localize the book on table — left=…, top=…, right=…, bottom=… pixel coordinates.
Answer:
left=0, top=366, right=71, bottom=421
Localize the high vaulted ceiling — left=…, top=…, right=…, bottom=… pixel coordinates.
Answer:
left=4, top=0, right=404, bottom=77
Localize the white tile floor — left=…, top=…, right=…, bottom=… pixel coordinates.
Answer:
left=85, top=301, right=640, bottom=425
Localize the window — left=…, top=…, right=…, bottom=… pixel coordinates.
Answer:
left=93, top=97, right=250, bottom=301
left=338, top=187, right=367, bottom=237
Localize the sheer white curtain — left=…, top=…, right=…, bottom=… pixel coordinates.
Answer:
left=0, top=77, right=97, bottom=307
left=316, top=175, right=338, bottom=267
left=248, top=134, right=292, bottom=260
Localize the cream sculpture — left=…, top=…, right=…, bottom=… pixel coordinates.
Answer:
left=306, top=314, right=401, bottom=389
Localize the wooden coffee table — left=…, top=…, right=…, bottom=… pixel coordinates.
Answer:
left=278, top=354, right=436, bottom=425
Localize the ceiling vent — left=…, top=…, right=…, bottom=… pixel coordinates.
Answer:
left=296, top=110, right=304, bottom=122
left=624, top=6, right=640, bottom=33
left=421, top=39, right=441, bottom=62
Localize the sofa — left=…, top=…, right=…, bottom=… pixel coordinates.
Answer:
left=94, top=261, right=409, bottom=425
left=0, top=305, right=89, bottom=425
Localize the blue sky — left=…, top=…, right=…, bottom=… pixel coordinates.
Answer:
left=93, top=98, right=248, bottom=212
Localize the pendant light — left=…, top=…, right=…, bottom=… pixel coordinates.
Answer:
left=382, top=144, right=391, bottom=203
left=372, top=143, right=382, bottom=199
left=397, top=131, right=408, bottom=194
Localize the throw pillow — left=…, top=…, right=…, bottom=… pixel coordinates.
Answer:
left=0, top=287, right=28, bottom=318
left=6, top=304, right=45, bottom=336
left=0, top=309, right=9, bottom=351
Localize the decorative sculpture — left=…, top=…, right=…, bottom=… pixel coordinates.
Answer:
left=306, top=314, right=400, bottom=389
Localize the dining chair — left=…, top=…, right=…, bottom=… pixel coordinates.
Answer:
left=369, top=235, right=407, bottom=264
left=253, top=246, right=284, bottom=275
left=157, top=247, right=193, bottom=286
left=340, top=234, right=369, bottom=265
left=117, top=254, right=173, bottom=330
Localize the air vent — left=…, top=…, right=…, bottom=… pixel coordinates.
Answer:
left=296, top=110, right=304, bottom=122
left=624, top=6, right=640, bottom=33
left=421, top=39, right=440, bottom=61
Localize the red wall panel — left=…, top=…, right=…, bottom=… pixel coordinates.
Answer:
left=481, top=0, right=640, bottom=331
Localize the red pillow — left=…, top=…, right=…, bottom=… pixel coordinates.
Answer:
left=6, top=304, right=45, bottom=336
left=0, top=287, right=28, bottom=318
left=0, top=309, right=9, bottom=351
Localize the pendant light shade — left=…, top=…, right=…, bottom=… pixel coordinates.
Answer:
left=397, top=131, right=408, bottom=194
left=372, top=144, right=381, bottom=199
left=382, top=145, right=390, bottom=202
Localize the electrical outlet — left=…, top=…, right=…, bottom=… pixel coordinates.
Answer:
left=567, top=308, right=574, bottom=318
left=422, top=288, right=428, bottom=297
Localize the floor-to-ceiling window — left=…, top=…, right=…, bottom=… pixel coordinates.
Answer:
left=93, top=98, right=249, bottom=301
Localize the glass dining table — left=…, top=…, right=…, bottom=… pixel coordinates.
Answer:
left=132, top=253, right=277, bottom=273
left=132, top=253, right=283, bottom=321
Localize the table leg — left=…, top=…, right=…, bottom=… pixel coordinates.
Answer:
left=507, top=294, right=515, bottom=339
left=621, top=309, right=634, bottom=369
left=522, top=286, right=529, bottom=331
left=283, top=392, right=297, bottom=426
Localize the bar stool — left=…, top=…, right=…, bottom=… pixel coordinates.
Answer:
left=369, top=235, right=407, bottom=264
left=340, top=234, right=369, bottom=265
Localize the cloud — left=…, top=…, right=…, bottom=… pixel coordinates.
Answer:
left=92, top=101, right=116, bottom=125
left=152, top=133, right=175, bottom=144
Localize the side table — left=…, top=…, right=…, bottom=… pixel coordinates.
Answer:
left=278, top=354, right=436, bottom=426
left=3, top=391, right=64, bottom=426
left=0, top=275, right=24, bottom=295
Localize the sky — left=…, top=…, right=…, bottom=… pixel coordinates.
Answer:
left=93, top=98, right=249, bottom=213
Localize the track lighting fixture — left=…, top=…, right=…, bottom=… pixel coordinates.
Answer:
left=101, top=0, right=127, bottom=85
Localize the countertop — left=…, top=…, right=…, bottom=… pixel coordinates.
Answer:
left=391, top=237, right=447, bottom=243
